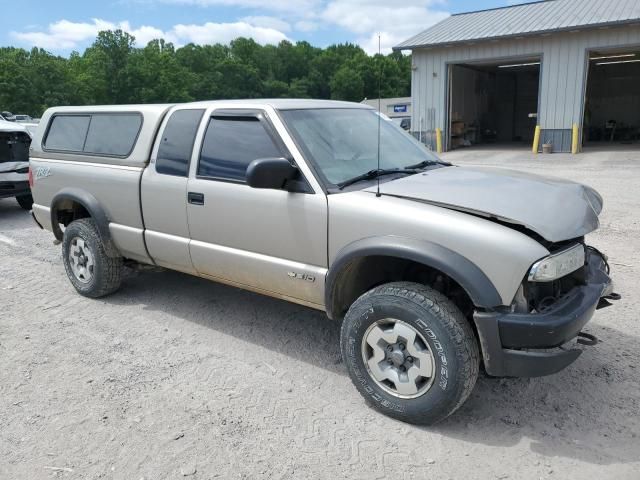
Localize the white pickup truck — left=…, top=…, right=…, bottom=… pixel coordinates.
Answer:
left=0, top=117, right=33, bottom=209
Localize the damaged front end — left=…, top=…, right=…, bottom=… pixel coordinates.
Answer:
left=0, top=128, right=32, bottom=200
left=474, top=245, right=619, bottom=378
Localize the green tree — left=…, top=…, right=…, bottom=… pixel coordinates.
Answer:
left=82, top=30, right=136, bottom=104
left=330, top=66, right=364, bottom=101
left=128, top=39, right=192, bottom=103
left=217, top=59, right=263, bottom=98
left=0, top=48, right=34, bottom=114
left=0, top=31, right=412, bottom=117
left=175, top=43, right=228, bottom=100
left=27, top=48, right=77, bottom=111
left=288, top=78, right=312, bottom=98
left=263, top=79, right=290, bottom=98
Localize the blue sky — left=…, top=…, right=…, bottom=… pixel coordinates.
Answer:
left=1, top=0, right=520, bottom=55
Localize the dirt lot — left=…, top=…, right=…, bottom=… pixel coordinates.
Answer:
left=1, top=148, right=639, bottom=479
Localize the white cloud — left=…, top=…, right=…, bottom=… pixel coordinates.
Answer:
left=170, top=22, right=289, bottom=45
left=10, top=18, right=289, bottom=51
left=156, top=0, right=321, bottom=15
left=240, top=16, right=291, bottom=32
left=12, top=19, right=115, bottom=50
left=127, top=24, right=168, bottom=45
left=10, top=0, right=451, bottom=53
left=294, top=21, right=319, bottom=33
left=322, top=0, right=449, bottom=53
left=139, top=0, right=450, bottom=50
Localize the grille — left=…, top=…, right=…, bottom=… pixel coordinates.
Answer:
left=0, top=132, right=31, bottom=164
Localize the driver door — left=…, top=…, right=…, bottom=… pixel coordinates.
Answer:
left=186, top=108, right=328, bottom=308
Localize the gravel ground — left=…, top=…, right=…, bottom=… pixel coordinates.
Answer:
left=1, top=148, right=639, bottom=479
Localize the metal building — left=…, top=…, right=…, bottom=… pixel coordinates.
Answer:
left=361, top=97, right=412, bottom=119
left=395, top=0, right=640, bottom=153
left=361, top=97, right=412, bottom=129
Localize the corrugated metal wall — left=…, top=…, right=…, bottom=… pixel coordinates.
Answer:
left=411, top=25, right=640, bottom=152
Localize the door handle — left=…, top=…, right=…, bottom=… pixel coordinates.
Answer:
left=188, top=192, right=205, bottom=206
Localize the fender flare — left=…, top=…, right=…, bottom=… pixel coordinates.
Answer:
left=325, top=236, right=503, bottom=319
left=50, top=188, right=119, bottom=257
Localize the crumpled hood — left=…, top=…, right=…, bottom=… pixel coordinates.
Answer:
left=365, top=166, right=603, bottom=243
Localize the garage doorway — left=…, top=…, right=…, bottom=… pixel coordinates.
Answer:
left=583, top=48, right=640, bottom=149
left=447, top=57, right=541, bottom=151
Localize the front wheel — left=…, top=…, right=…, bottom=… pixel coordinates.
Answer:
left=62, top=218, right=123, bottom=298
left=341, top=282, right=479, bottom=425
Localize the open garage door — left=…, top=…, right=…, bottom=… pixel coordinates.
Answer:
left=583, top=48, right=640, bottom=150
left=447, top=58, right=540, bottom=151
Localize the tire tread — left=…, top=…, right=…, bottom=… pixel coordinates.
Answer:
left=62, top=218, right=123, bottom=298
left=341, top=281, right=480, bottom=424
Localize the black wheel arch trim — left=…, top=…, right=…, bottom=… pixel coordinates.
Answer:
left=325, top=236, right=503, bottom=319
left=50, top=188, right=119, bottom=257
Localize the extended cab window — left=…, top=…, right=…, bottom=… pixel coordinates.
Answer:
left=44, top=113, right=142, bottom=157
left=156, top=109, right=204, bottom=177
left=198, top=116, right=282, bottom=182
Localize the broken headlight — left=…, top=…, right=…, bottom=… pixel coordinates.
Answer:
left=528, top=244, right=585, bottom=282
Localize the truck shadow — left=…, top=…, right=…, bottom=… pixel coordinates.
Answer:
left=0, top=197, right=28, bottom=224
left=113, top=268, right=344, bottom=372
left=434, top=337, right=640, bottom=465
left=105, top=268, right=639, bottom=467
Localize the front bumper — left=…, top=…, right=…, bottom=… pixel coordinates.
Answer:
left=475, top=250, right=614, bottom=377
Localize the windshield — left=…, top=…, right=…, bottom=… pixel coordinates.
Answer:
left=280, top=108, right=440, bottom=186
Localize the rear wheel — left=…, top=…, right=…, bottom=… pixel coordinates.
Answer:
left=341, top=281, right=479, bottom=425
left=62, top=218, right=123, bottom=298
left=16, top=194, right=33, bottom=210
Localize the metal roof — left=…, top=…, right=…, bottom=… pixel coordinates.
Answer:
left=395, top=0, right=640, bottom=50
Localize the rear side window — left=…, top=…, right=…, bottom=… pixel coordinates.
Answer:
left=156, top=109, right=204, bottom=177
left=84, top=114, right=142, bottom=156
left=44, top=113, right=142, bottom=157
left=198, top=116, right=282, bottom=182
left=45, top=115, right=91, bottom=152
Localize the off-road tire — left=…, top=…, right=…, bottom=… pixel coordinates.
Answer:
left=62, top=218, right=123, bottom=298
left=16, top=194, right=33, bottom=210
left=341, top=281, right=479, bottom=425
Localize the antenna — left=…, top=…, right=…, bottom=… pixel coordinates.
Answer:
left=376, top=33, right=382, bottom=198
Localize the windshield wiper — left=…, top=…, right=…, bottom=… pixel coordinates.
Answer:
left=337, top=168, right=420, bottom=190
left=404, top=159, right=451, bottom=170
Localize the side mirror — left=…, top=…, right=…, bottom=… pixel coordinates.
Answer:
left=246, top=157, right=301, bottom=191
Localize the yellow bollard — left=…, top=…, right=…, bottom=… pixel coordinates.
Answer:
left=436, top=128, right=443, bottom=154
left=532, top=125, right=541, bottom=154
left=571, top=123, right=579, bottom=154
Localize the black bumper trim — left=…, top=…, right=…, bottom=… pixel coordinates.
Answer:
left=474, top=251, right=612, bottom=378
left=0, top=180, right=30, bottom=199
left=497, top=284, right=602, bottom=349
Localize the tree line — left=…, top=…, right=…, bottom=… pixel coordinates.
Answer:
left=0, top=30, right=412, bottom=117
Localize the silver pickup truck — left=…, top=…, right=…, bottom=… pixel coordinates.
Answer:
left=1, top=117, right=33, bottom=209
left=29, top=100, right=618, bottom=424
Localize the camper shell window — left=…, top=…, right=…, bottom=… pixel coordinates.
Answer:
left=44, top=113, right=143, bottom=157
